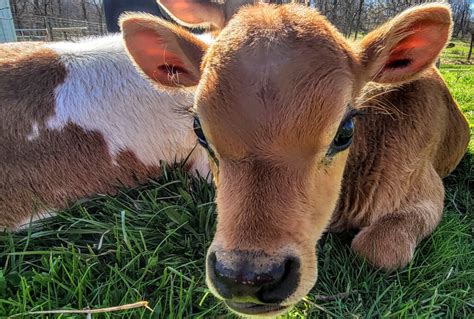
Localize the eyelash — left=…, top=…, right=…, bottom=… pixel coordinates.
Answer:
left=193, top=117, right=219, bottom=165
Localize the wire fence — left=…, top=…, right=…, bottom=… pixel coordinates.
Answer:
left=1, top=15, right=106, bottom=42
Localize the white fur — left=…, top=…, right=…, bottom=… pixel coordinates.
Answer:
left=45, top=35, right=209, bottom=176
left=26, top=122, right=40, bottom=141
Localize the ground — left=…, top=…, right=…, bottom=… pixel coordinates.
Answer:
left=0, top=40, right=472, bottom=318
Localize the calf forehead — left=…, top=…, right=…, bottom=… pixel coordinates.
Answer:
left=197, top=4, right=355, bottom=157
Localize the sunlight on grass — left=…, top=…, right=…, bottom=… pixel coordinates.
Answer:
left=441, top=39, right=472, bottom=64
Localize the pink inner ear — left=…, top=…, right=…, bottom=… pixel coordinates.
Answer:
left=128, top=30, right=189, bottom=85
left=160, top=1, right=206, bottom=25
left=379, top=21, right=448, bottom=82
left=167, top=1, right=203, bottom=24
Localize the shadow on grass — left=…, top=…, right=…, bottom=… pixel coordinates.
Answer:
left=443, top=151, right=473, bottom=215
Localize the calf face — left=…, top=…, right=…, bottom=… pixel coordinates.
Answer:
left=122, top=3, right=452, bottom=316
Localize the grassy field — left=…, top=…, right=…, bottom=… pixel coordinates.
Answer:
left=0, top=43, right=473, bottom=318
left=440, top=38, right=473, bottom=66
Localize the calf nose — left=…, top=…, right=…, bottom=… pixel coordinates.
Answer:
left=208, top=251, right=300, bottom=304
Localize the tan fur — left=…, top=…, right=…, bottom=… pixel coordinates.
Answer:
left=123, top=2, right=469, bottom=315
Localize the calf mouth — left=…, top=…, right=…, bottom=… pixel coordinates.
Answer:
left=225, top=300, right=290, bottom=316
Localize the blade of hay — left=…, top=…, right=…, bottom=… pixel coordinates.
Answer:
left=9, top=301, right=152, bottom=318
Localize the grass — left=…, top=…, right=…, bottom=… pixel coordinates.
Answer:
left=1, top=45, right=473, bottom=318
left=440, top=38, right=472, bottom=65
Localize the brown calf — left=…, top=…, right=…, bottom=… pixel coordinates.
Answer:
left=122, top=1, right=469, bottom=317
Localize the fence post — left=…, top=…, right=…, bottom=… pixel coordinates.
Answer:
left=44, top=16, right=53, bottom=41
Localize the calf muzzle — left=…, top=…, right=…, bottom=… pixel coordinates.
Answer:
left=207, top=249, right=300, bottom=314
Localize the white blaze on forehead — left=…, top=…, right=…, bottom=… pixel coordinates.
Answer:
left=45, top=35, right=209, bottom=170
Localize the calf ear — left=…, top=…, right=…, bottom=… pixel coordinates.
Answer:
left=157, top=0, right=226, bottom=29
left=359, top=4, right=452, bottom=84
left=157, top=0, right=262, bottom=30
left=120, top=14, right=207, bottom=87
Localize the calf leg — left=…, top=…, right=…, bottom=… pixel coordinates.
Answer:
left=351, top=165, right=444, bottom=270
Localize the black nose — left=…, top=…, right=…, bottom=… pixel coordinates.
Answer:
left=208, top=251, right=300, bottom=304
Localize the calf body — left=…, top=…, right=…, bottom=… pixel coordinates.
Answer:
left=333, top=69, right=469, bottom=267
left=0, top=35, right=209, bottom=229
left=123, top=2, right=469, bottom=317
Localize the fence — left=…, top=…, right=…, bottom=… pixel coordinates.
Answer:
left=1, top=15, right=106, bottom=42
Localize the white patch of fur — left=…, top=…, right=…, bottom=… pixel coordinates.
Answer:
left=26, top=122, right=40, bottom=141
left=45, top=35, right=210, bottom=175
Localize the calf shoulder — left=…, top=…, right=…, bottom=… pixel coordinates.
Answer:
left=331, top=67, right=469, bottom=231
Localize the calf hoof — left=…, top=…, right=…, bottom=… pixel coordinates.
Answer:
left=351, top=221, right=416, bottom=270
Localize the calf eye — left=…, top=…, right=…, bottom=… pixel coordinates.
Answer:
left=193, top=117, right=208, bottom=148
left=328, top=114, right=356, bottom=156
left=333, top=117, right=354, bottom=149
left=192, top=116, right=220, bottom=166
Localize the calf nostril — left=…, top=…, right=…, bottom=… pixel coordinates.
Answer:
left=279, top=257, right=299, bottom=285
left=210, top=255, right=262, bottom=300
left=208, top=252, right=300, bottom=304
left=208, top=251, right=217, bottom=267
left=257, top=257, right=300, bottom=304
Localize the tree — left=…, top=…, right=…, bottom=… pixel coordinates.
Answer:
left=89, top=0, right=104, bottom=34
left=353, top=0, right=364, bottom=40
left=80, top=0, right=87, bottom=20
left=468, top=22, right=473, bottom=62
left=450, top=0, right=471, bottom=37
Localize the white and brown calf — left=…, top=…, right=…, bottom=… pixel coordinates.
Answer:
left=0, top=34, right=211, bottom=229
left=123, top=1, right=470, bottom=317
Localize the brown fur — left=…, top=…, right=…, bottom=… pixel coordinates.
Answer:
left=0, top=43, right=65, bottom=139
left=123, top=2, right=469, bottom=315
left=333, top=68, right=469, bottom=232
left=0, top=43, right=162, bottom=229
